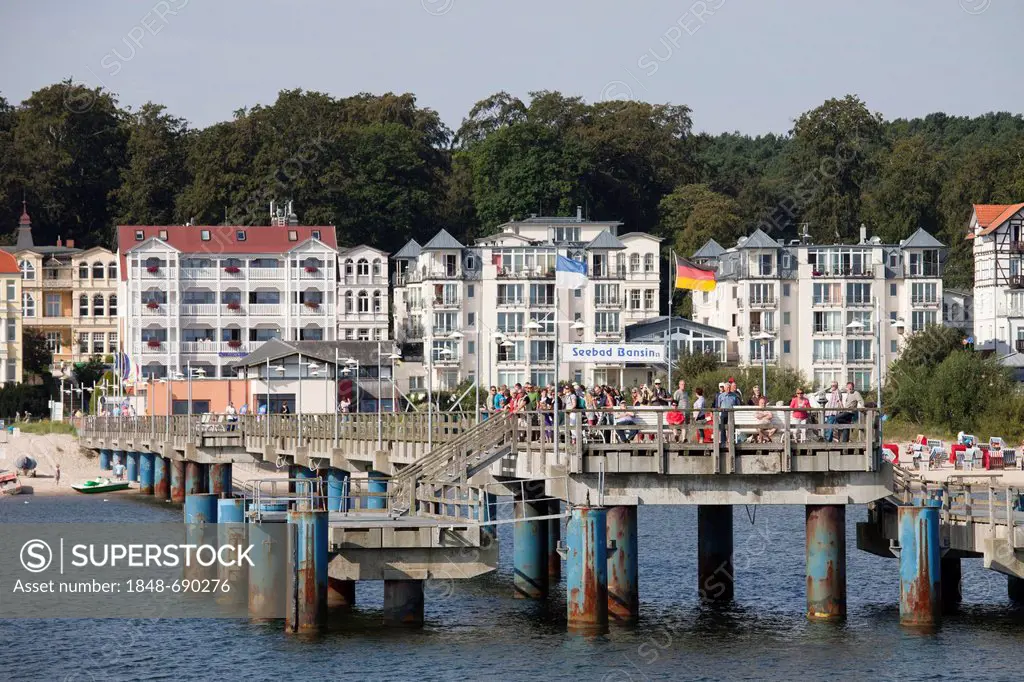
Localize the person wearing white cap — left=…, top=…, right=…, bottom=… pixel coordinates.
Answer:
left=652, top=378, right=671, bottom=406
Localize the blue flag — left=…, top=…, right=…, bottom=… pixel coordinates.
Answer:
left=555, top=255, right=588, bottom=289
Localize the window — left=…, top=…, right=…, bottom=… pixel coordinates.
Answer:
left=750, top=339, right=775, bottom=361
left=814, top=370, right=842, bottom=389
left=847, top=339, right=872, bottom=361
left=595, top=284, right=619, bottom=306
left=357, top=291, right=369, bottom=313
left=888, top=252, right=898, bottom=269
left=782, top=253, right=792, bottom=269
left=496, top=340, right=524, bottom=363
left=782, top=283, right=790, bottom=297
left=467, top=340, right=475, bottom=355
left=159, top=230, right=168, bottom=241
left=530, top=371, right=554, bottom=387
left=46, top=331, right=61, bottom=353
left=629, top=253, right=640, bottom=273
left=812, top=283, right=841, bottom=305
left=345, top=328, right=354, bottom=340
left=79, top=263, right=89, bottom=279
left=497, top=284, right=524, bottom=306
left=629, top=290, right=641, bottom=310
left=846, top=283, right=871, bottom=305
left=77, top=295, right=88, bottom=318
left=108, top=262, right=117, bottom=279
left=911, top=282, right=938, bottom=305
left=908, top=249, right=940, bottom=277
left=529, top=312, right=554, bottom=334
left=851, top=371, right=872, bottom=392
left=3, top=280, right=11, bottom=302
left=783, top=340, right=791, bottom=354
left=287, top=230, right=298, bottom=242
left=108, top=332, right=117, bottom=352
left=552, top=226, right=580, bottom=243
left=643, top=253, right=655, bottom=273
left=644, top=290, right=655, bottom=310
left=91, top=332, right=104, bottom=354
left=300, top=327, right=324, bottom=341
left=22, top=293, right=35, bottom=317
left=345, top=291, right=354, bottom=313
left=758, top=253, right=774, bottom=276
left=20, top=261, right=34, bottom=280
left=497, top=312, right=524, bottom=333
left=890, top=340, right=898, bottom=353
left=468, top=285, right=475, bottom=298
left=847, top=310, right=872, bottom=333
left=89, top=262, right=103, bottom=279
left=45, top=293, right=61, bottom=318
left=749, top=283, right=774, bottom=305
left=782, top=312, right=791, bottom=326
left=93, top=294, right=104, bottom=316
left=911, top=310, right=937, bottom=332
left=372, top=291, right=382, bottom=313
left=236, top=231, right=246, bottom=241
left=200, top=230, right=211, bottom=241
left=467, top=312, right=476, bottom=328
left=530, top=340, right=556, bottom=362
left=889, top=283, right=897, bottom=297
left=358, top=259, right=370, bottom=276
left=4, top=318, right=14, bottom=342
left=813, top=311, right=842, bottom=334
left=529, top=283, right=554, bottom=306
left=108, top=295, right=117, bottom=316
left=78, top=333, right=89, bottom=353
left=135, top=230, right=144, bottom=241
left=813, top=339, right=842, bottom=361
left=595, top=312, right=619, bottom=334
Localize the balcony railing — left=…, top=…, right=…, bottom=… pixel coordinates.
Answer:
left=748, top=297, right=776, bottom=309
left=845, top=296, right=874, bottom=307
left=249, top=268, right=284, bottom=281
left=433, top=298, right=461, bottom=309
left=139, top=268, right=174, bottom=280
left=292, top=304, right=335, bottom=317
left=812, top=326, right=844, bottom=335
left=594, top=298, right=620, bottom=309
left=180, top=268, right=219, bottom=280
left=431, top=326, right=461, bottom=336
left=41, top=277, right=74, bottom=288
left=297, top=269, right=333, bottom=280
left=497, top=297, right=527, bottom=307
left=342, top=274, right=388, bottom=286
left=180, top=304, right=218, bottom=317
left=496, top=269, right=555, bottom=280
left=812, top=297, right=844, bottom=307
left=911, top=297, right=940, bottom=307
left=248, top=303, right=281, bottom=317
left=1010, top=242, right=1024, bottom=254
left=139, top=341, right=175, bottom=355
left=401, top=325, right=425, bottom=341
left=906, top=265, right=941, bottom=278
left=530, top=297, right=555, bottom=307
left=811, top=267, right=875, bottom=279
left=590, top=267, right=627, bottom=280
left=180, top=341, right=254, bottom=355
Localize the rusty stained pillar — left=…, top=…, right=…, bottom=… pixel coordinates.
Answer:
left=548, top=499, right=562, bottom=582
left=513, top=495, right=549, bottom=599
left=170, top=459, right=186, bottom=503
left=216, top=498, right=247, bottom=609
left=183, top=493, right=218, bottom=582
left=153, top=456, right=170, bottom=500
left=607, top=505, right=639, bottom=623
left=898, top=504, right=942, bottom=628
left=249, top=522, right=287, bottom=620
left=285, top=510, right=329, bottom=633
left=209, top=463, right=232, bottom=497
left=184, top=461, right=203, bottom=496
left=697, top=505, right=733, bottom=602
left=566, top=505, right=608, bottom=633
left=805, top=504, right=847, bottom=621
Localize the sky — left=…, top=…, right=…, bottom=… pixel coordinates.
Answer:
left=1, top=0, right=1021, bottom=136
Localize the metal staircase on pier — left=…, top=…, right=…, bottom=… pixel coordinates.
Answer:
left=388, top=413, right=514, bottom=517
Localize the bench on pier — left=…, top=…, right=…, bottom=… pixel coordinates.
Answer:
left=731, top=408, right=786, bottom=443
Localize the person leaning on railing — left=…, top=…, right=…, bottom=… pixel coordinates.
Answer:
left=837, top=382, right=864, bottom=443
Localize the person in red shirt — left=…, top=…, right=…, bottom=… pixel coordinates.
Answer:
left=789, top=388, right=811, bottom=442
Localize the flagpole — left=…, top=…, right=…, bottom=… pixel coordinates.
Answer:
left=554, top=252, right=560, bottom=467
left=667, top=249, right=675, bottom=392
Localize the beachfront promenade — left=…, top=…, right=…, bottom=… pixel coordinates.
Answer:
left=77, top=406, right=1021, bottom=631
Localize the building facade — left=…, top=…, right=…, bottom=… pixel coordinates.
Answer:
left=338, top=245, right=390, bottom=341
left=4, top=206, right=119, bottom=371
left=691, top=226, right=946, bottom=391
left=118, top=223, right=339, bottom=379
left=392, top=213, right=662, bottom=392
left=0, top=250, right=23, bottom=384
left=968, top=203, right=1024, bottom=355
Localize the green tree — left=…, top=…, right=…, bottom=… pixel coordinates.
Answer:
left=657, top=183, right=744, bottom=256
left=113, top=103, right=189, bottom=225
left=22, top=328, right=52, bottom=379
left=861, top=134, right=941, bottom=243
left=73, top=356, right=108, bottom=392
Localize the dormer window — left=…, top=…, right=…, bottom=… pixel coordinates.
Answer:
left=288, top=230, right=298, bottom=242
left=135, top=230, right=144, bottom=241
left=159, top=230, right=168, bottom=241
left=200, top=230, right=211, bottom=241
left=236, top=231, right=246, bottom=242
left=311, top=230, right=321, bottom=240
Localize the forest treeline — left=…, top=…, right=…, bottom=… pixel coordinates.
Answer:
left=2, top=81, right=1024, bottom=289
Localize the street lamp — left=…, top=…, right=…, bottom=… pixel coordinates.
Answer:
left=754, top=331, right=773, bottom=398
left=387, top=353, right=401, bottom=414
left=345, top=357, right=359, bottom=412
left=449, top=330, right=470, bottom=418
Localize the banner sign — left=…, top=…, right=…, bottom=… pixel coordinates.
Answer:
left=561, top=343, right=666, bottom=363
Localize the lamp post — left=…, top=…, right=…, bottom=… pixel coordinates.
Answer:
left=846, top=298, right=885, bottom=447
left=345, top=357, right=359, bottom=412
left=449, top=330, right=468, bottom=420
left=754, top=331, right=773, bottom=398
left=387, top=352, right=401, bottom=414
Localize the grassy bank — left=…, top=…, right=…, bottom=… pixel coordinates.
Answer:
left=15, top=420, right=78, bottom=436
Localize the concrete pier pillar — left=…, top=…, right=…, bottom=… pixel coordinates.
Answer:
left=285, top=510, right=329, bottom=633
left=513, top=496, right=549, bottom=599
left=942, top=557, right=962, bottom=612
left=210, top=463, right=232, bottom=497
left=170, top=460, right=186, bottom=504
left=288, top=464, right=299, bottom=495
left=126, top=451, right=140, bottom=482
left=153, top=456, right=170, bottom=499
left=367, top=471, right=388, bottom=510
left=293, top=466, right=319, bottom=510
left=697, top=505, right=734, bottom=602
left=99, top=448, right=112, bottom=471
left=249, top=522, right=287, bottom=620
left=326, top=468, right=349, bottom=512
left=482, top=492, right=499, bottom=548
left=184, top=461, right=203, bottom=496
left=1008, top=576, right=1024, bottom=603
left=566, top=505, right=608, bottom=632
left=548, top=499, right=562, bottom=582
left=806, top=504, right=846, bottom=621
left=383, top=579, right=424, bottom=627
left=139, top=453, right=155, bottom=495
left=898, top=504, right=942, bottom=628
left=217, top=498, right=247, bottom=606
left=328, top=577, right=356, bottom=609
left=112, top=450, right=125, bottom=473
left=184, top=493, right=218, bottom=581
left=607, top=505, right=639, bottom=623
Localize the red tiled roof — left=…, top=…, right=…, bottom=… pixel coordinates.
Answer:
left=117, top=225, right=338, bottom=281
left=973, top=203, right=1024, bottom=237
left=0, top=250, right=18, bottom=274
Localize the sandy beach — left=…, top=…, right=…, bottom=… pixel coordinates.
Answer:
left=0, top=431, right=286, bottom=496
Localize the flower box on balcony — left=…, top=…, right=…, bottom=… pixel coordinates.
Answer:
left=146, top=301, right=160, bottom=310
left=227, top=340, right=243, bottom=349
left=146, top=266, right=159, bottom=274
left=147, top=339, right=161, bottom=348
left=224, top=266, right=241, bottom=274
left=226, top=301, right=241, bottom=311
left=304, top=266, right=319, bottom=273
left=304, top=301, right=321, bottom=310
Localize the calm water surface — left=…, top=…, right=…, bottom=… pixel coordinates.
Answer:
left=2, top=494, right=1023, bottom=681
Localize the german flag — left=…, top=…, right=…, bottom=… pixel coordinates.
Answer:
left=674, top=254, right=717, bottom=292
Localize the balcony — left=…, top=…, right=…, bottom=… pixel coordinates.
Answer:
left=248, top=303, right=281, bottom=317
left=1010, top=242, right=1024, bottom=254
left=139, top=267, right=174, bottom=280
left=497, top=297, right=527, bottom=308
left=811, top=266, right=875, bottom=279
left=910, top=298, right=940, bottom=308
left=812, top=326, right=844, bottom=336
left=432, top=354, right=461, bottom=366
left=292, top=304, right=335, bottom=317
left=812, top=354, right=844, bottom=366
left=180, top=268, right=219, bottom=280
left=180, top=341, right=254, bottom=355
left=529, top=298, right=555, bottom=307
left=812, top=297, right=843, bottom=307
left=180, top=304, right=219, bottom=317
left=342, top=274, right=388, bottom=286
left=590, top=267, right=627, bottom=280
left=625, top=269, right=659, bottom=281
left=297, top=268, right=333, bottom=280
left=401, top=325, right=425, bottom=341
left=847, top=354, right=873, bottom=365
left=41, top=277, right=74, bottom=289
left=846, top=296, right=875, bottom=307
left=906, top=265, right=941, bottom=279
left=249, top=268, right=284, bottom=282
left=748, top=325, right=776, bottom=335
left=594, top=329, right=621, bottom=339
left=748, top=297, right=776, bottom=309
left=431, top=326, right=461, bottom=337
left=432, top=298, right=461, bottom=309
left=594, top=298, right=620, bottom=309
left=496, top=268, right=555, bottom=280
left=139, top=341, right=175, bottom=355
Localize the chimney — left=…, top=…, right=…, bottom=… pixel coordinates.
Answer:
left=859, top=223, right=867, bottom=245
left=66, top=239, right=75, bottom=248
left=56, top=236, right=62, bottom=248
left=576, top=206, right=583, bottom=222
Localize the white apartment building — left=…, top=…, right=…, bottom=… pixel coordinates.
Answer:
left=691, top=226, right=946, bottom=391
left=338, top=245, right=390, bottom=342
left=968, top=202, right=1024, bottom=358
left=392, top=213, right=661, bottom=391
left=118, top=223, right=339, bottom=379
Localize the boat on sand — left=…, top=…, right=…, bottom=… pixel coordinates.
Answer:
left=71, top=477, right=130, bottom=494
left=0, top=471, right=22, bottom=495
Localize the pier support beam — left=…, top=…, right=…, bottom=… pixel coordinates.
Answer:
left=288, top=464, right=299, bottom=495
left=170, top=460, right=186, bottom=504
left=383, top=579, right=424, bottom=627
left=139, top=453, right=155, bottom=495
left=806, top=504, right=846, bottom=621
left=249, top=522, right=286, bottom=620
left=1008, top=576, right=1024, bottom=603
left=548, top=499, right=562, bottom=582
left=482, top=492, right=498, bottom=548
left=217, top=498, right=247, bottom=606
left=99, top=448, right=112, bottom=471
left=126, top=451, right=139, bottom=483
left=184, top=461, right=203, bottom=496
left=293, top=466, right=319, bottom=510
left=153, top=456, right=170, bottom=499
left=328, top=577, right=356, bottom=609
left=184, top=493, right=218, bottom=581
left=607, top=505, right=639, bottom=623
left=942, top=557, right=962, bottom=612
left=898, top=504, right=941, bottom=628
left=209, top=463, right=232, bottom=497
left=566, top=505, right=608, bottom=633
left=366, top=470, right=388, bottom=510
left=513, top=495, right=549, bottom=599
left=112, top=450, right=125, bottom=473
left=285, top=510, right=328, bottom=633
left=326, top=468, right=349, bottom=512
left=697, top=505, right=734, bottom=602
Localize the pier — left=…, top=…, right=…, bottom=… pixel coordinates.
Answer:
left=76, top=405, right=997, bottom=631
